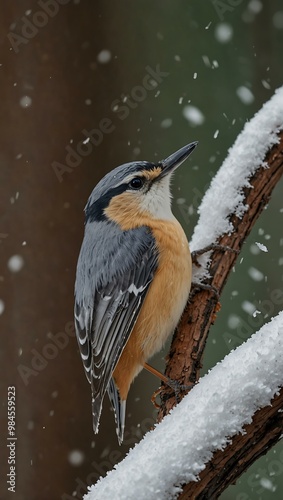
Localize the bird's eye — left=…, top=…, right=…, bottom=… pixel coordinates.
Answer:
left=129, top=177, right=144, bottom=190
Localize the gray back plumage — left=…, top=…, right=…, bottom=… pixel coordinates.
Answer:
left=75, top=217, right=158, bottom=442
left=75, top=220, right=155, bottom=304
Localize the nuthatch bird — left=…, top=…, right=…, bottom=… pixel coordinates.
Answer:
left=75, top=142, right=198, bottom=444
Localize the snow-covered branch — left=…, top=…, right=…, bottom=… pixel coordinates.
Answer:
left=85, top=312, right=283, bottom=500
left=191, top=85, right=283, bottom=282
left=159, top=87, right=283, bottom=417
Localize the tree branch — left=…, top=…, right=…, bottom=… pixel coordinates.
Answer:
left=157, top=122, right=283, bottom=494
left=158, top=131, right=283, bottom=418
left=85, top=310, right=283, bottom=500
left=179, top=388, right=283, bottom=499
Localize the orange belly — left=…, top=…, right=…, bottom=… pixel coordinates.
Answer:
left=113, top=219, right=192, bottom=400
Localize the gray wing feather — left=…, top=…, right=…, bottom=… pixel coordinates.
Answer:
left=107, top=378, right=126, bottom=445
left=74, top=221, right=158, bottom=434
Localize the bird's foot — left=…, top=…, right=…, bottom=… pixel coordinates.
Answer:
left=191, top=281, right=220, bottom=299
left=151, top=379, right=194, bottom=408
left=191, top=243, right=239, bottom=267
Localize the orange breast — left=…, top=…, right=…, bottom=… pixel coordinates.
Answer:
left=113, top=219, right=191, bottom=399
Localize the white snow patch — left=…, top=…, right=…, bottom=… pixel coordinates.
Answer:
left=190, top=86, right=283, bottom=282
left=252, top=310, right=261, bottom=318
left=183, top=105, right=205, bottom=126
left=202, top=55, right=211, bottom=67
left=160, top=118, right=173, bottom=129
left=227, top=314, right=241, bottom=329
left=248, top=266, right=264, bottom=281
left=97, top=50, right=112, bottom=64
left=255, top=241, right=268, bottom=252
left=262, top=79, right=271, bottom=89
left=237, top=86, right=254, bottom=105
left=215, top=23, right=233, bottom=43
left=19, top=95, right=32, bottom=108
left=7, top=255, right=24, bottom=272
left=85, top=312, right=283, bottom=500
left=68, top=449, right=85, bottom=467
left=248, top=0, right=263, bottom=14
left=259, top=477, right=276, bottom=491
left=242, top=300, right=256, bottom=315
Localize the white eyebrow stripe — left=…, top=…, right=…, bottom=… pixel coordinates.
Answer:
left=114, top=173, right=144, bottom=187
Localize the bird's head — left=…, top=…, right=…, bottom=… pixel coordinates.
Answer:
left=85, top=142, right=198, bottom=229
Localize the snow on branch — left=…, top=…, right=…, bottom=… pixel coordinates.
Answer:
left=191, top=85, right=283, bottom=281
left=158, top=87, right=283, bottom=412
left=85, top=312, right=283, bottom=500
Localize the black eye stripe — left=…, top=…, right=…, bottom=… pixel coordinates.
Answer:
left=85, top=183, right=128, bottom=222
left=86, top=173, right=150, bottom=222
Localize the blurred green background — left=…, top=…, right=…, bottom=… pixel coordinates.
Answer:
left=0, top=1, right=283, bottom=499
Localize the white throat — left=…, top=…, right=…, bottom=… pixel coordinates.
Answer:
left=140, top=175, right=175, bottom=221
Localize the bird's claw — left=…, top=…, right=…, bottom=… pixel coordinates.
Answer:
left=151, top=379, right=194, bottom=407
left=167, top=379, right=194, bottom=403
left=191, top=281, right=220, bottom=299
left=191, top=243, right=239, bottom=266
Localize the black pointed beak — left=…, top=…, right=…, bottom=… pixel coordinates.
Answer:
left=159, top=141, right=198, bottom=177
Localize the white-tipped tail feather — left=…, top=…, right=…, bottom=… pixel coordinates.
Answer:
left=108, top=378, right=126, bottom=445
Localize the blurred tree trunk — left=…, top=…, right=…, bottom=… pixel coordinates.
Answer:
left=0, top=2, right=132, bottom=499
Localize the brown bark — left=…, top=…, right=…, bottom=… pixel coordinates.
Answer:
left=157, top=131, right=283, bottom=496
left=180, top=388, right=283, bottom=499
